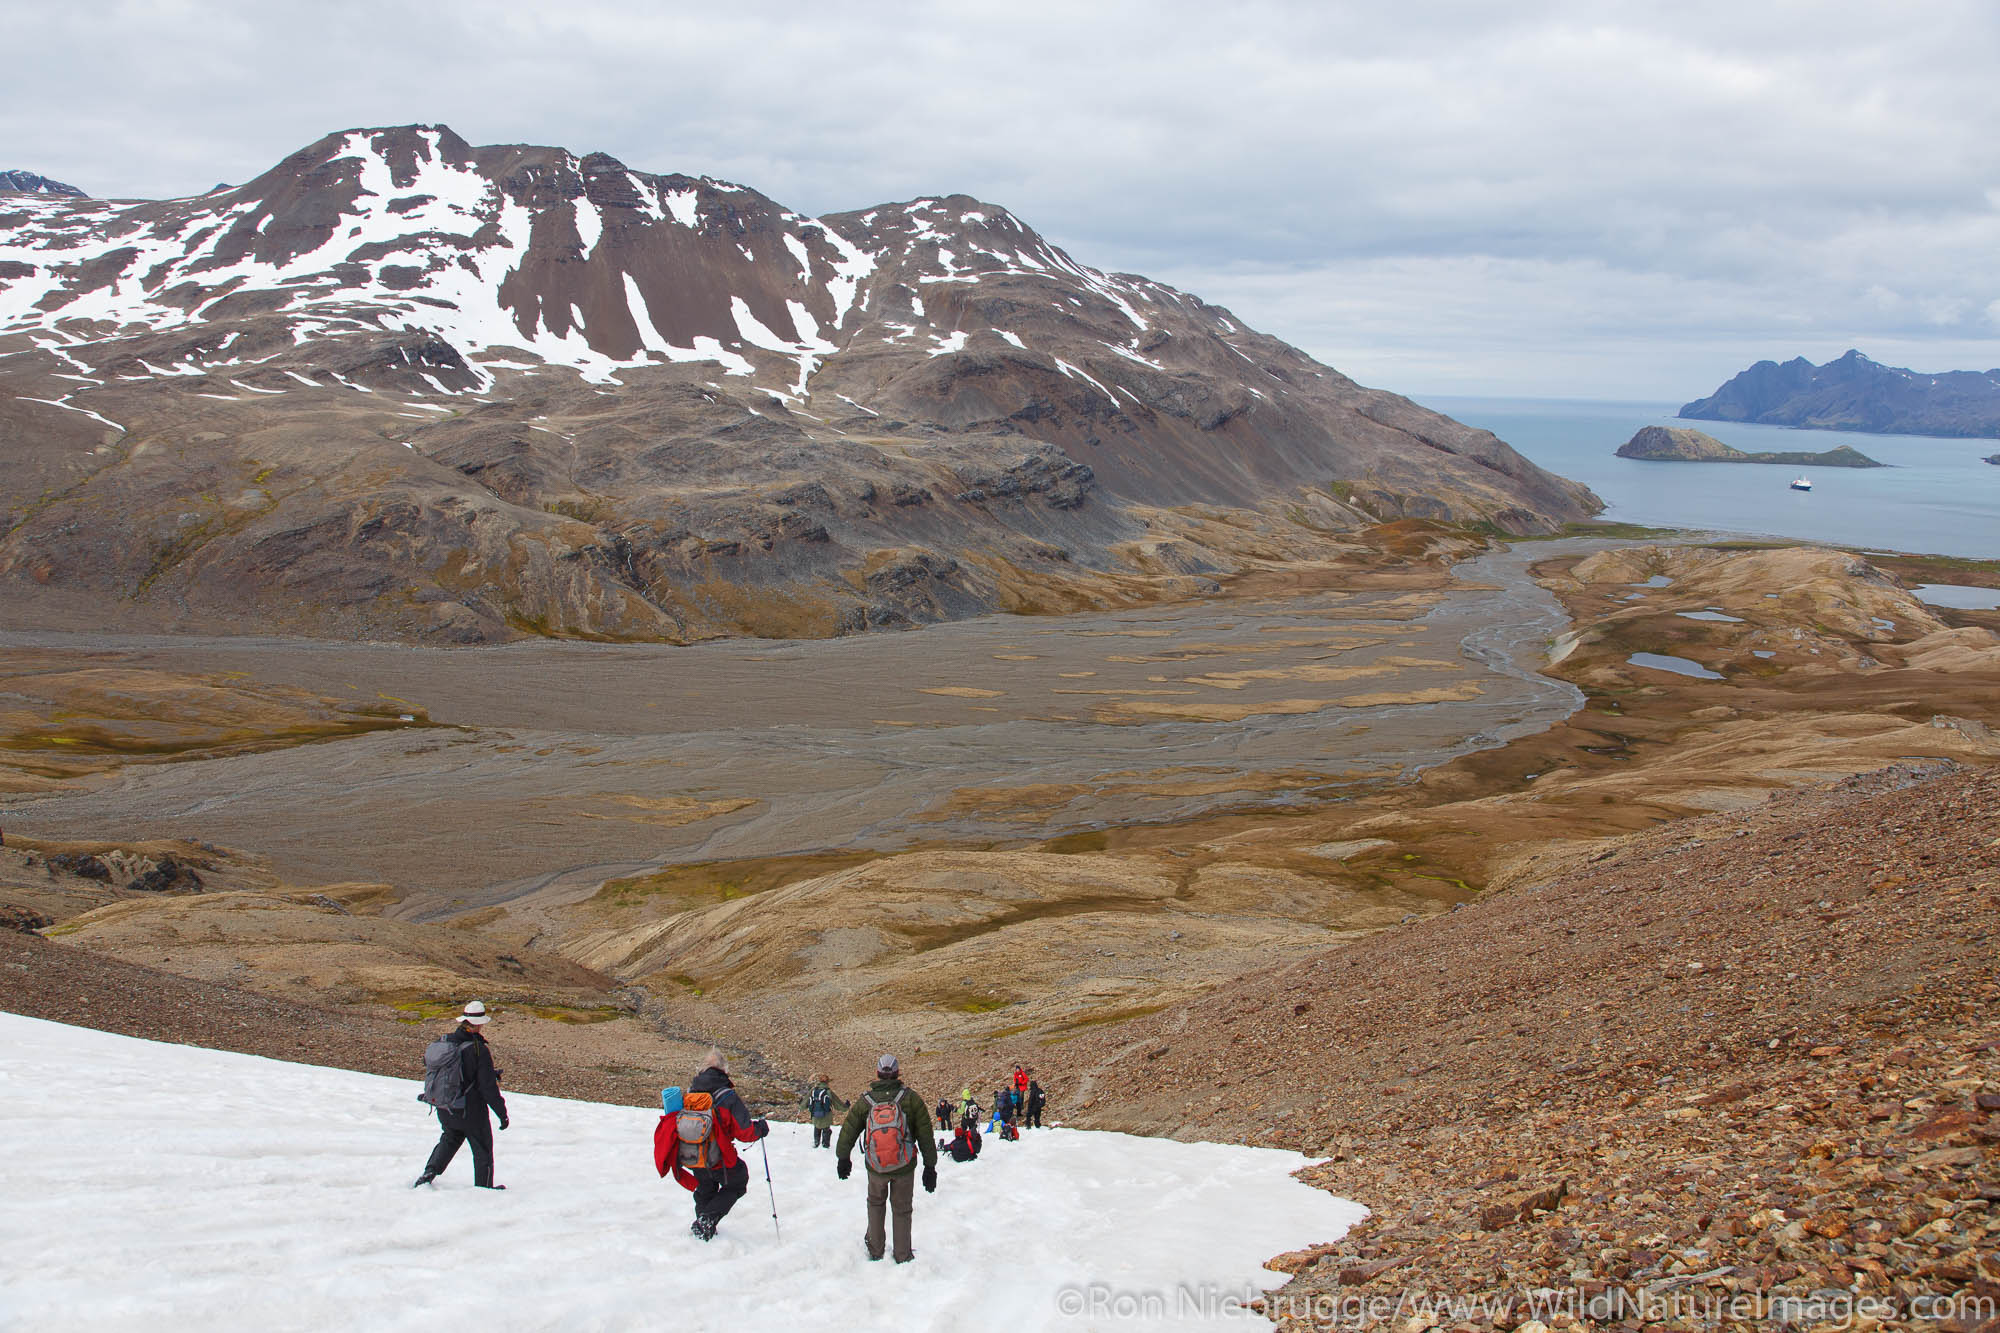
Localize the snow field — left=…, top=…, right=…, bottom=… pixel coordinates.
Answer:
left=0, top=1014, right=1363, bottom=1332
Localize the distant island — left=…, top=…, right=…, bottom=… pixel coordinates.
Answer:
left=1680, top=349, right=2000, bottom=438
left=1616, top=425, right=1884, bottom=467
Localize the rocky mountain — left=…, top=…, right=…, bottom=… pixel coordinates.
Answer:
left=0, top=125, right=1598, bottom=642
left=1615, top=424, right=1882, bottom=466
left=1681, top=348, right=2000, bottom=439
left=0, top=171, right=85, bottom=197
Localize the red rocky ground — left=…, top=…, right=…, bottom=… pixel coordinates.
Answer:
left=1051, top=761, right=1999, bottom=1332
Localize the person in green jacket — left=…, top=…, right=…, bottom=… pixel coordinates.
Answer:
left=835, top=1053, right=938, bottom=1263
left=803, top=1070, right=848, bottom=1149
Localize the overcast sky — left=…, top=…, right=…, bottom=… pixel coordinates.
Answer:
left=7, top=0, right=1998, bottom=399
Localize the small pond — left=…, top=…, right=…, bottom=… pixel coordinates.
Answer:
left=1627, top=652, right=1725, bottom=680
left=1911, top=584, right=2000, bottom=611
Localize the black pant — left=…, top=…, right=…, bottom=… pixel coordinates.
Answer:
left=692, top=1161, right=749, bottom=1224
left=812, top=1124, right=833, bottom=1148
left=425, top=1106, right=494, bottom=1186
left=1026, top=1106, right=1043, bottom=1128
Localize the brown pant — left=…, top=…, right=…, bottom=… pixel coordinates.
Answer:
left=865, top=1168, right=915, bottom=1262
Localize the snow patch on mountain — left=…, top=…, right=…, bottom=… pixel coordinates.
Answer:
left=0, top=128, right=905, bottom=390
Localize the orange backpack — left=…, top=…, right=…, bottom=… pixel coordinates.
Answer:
left=860, top=1090, right=916, bottom=1173
left=677, top=1091, right=718, bottom=1169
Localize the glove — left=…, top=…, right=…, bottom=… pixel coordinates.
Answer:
left=837, top=1157, right=852, bottom=1180
left=921, top=1165, right=937, bottom=1194
left=752, top=1118, right=770, bottom=1140
left=498, top=1117, right=509, bottom=1131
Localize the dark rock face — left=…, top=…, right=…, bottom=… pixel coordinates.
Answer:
left=1617, top=425, right=1883, bottom=467
left=46, top=853, right=112, bottom=881
left=0, top=170, right=85, bottom=197
left=1681, top=350, right=2000, bottom=439
left=0, top=905, right=52, bottom=934
left=128, top=856, right=204, bottom=894
left=0, top=124, right=1601, bottom=643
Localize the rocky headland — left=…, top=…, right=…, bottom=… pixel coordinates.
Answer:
left=1682, top=349, right=2000, bottom=439
left=1617, top=424, right=1882, bottom=467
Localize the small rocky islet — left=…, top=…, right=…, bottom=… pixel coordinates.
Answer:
left=1615, top=424, right=1884, bottom=467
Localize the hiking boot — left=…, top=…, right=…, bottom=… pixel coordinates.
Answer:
left=862, top=1235, right=883, bottom=1261
left=412, top=1173, right=436, bottom=1188
left=476, top=1183, right=506, bottom=1190
left=692, top=1217, right=717, bottom=1242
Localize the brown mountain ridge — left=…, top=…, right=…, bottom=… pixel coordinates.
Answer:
left=0, top=125, right=1597, bottom=643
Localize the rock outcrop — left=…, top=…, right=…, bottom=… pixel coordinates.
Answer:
left=0, top=125, right=1599, bottom=643
left=1682, top=348, right=2000, bottom=438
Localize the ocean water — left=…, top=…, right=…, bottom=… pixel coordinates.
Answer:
left=1419, top=396, right=2000, bottom=559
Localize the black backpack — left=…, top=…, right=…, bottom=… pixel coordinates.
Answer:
left=419, top=1037, right=467, bottom=1111
left=808, top=1084, right=832, bottom=1117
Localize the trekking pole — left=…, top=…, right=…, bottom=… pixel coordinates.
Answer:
left=759, top=1138, right=780, bottom=1240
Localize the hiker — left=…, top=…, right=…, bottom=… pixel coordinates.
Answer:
left=998, top=1087, right=1021, bottom=1140
left=935, top=1096, right=953, bottom=1130
left=835, top=1054, right=937, bottom=1264
left=946, top=1119, right=981, bottom=1162
left=414, top=1000, right=509, bottom=1190
left=1025, top=1077, right=1046, bottom=1129
left=987, top=1085, right=1009, bottom=1134
left=1012, top=1063, right=1028, bottom=1108
left=956, top=1087, right=981, bottom=1126
left=653, top=1048, right=771, bottom=1241
left=804, top=1072, right=847, bottom=1149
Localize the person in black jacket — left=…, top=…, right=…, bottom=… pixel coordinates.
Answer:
left=414, top=1001, right=510, bottom=1189
left=1025, top=1078, right=1046, bottom=1129
left=681, top=1049, right=770, bottom=1240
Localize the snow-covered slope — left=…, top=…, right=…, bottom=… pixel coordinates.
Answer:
left=0, top=1013, right=1364, bottom=1331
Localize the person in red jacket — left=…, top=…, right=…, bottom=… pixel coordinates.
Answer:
left=653, top=1049, right=770, bottom=1241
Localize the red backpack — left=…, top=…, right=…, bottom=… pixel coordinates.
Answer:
left=859, top=1090, right=916, bottom=1173
left=677, top=1091, right=719, bottom=1169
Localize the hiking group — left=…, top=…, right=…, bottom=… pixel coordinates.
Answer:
left=939, top=1063, right=1046, bottom=1161
left=414, top=1001, right=1049, bottom=1265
